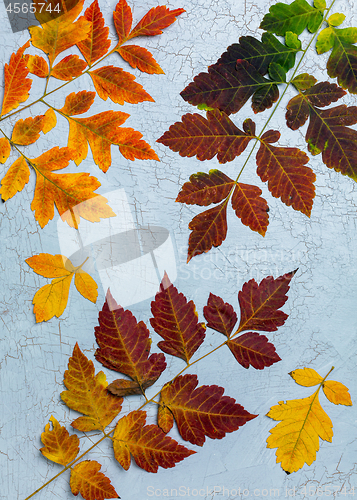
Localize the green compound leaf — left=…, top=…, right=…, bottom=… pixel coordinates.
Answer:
left=316, top=27, right=335, bottom=54
left=268, top=62, right=287, bottom=82
left=314, top=0, right=326, bottom=10
left=285, top=31, right=302, bottom=50
left=260, top=0, right=323, bottom=36
left=324, top=27, right=357, bottom=93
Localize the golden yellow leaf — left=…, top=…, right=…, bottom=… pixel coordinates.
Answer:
left=289, top=367, right=324, bottom=387
left=11, top=115, right=46, bottom=145
left=267, top=367, right=352, bottom=473
left=0, top=137, right=11, bottom=164
left=61, top=343, right=123, bottom=432
left=24, top=54, right=49, bottom=78
left=323, top=380, right=352, bottom=406
left=74, top=271, right=98, bottom=303
left=70, top=460, right=118, bottom=500
left=0, top=157, right=30, bottom=200
left=32, top=274, right=73, bottom=322
left=40, top=416, right=79, bottom=466
left=43, top=108, right=57, bottom=134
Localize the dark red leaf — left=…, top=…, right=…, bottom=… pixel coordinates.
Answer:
left=113, top=0, right=132, bottom=44
left=231, top=183, right=269, bottom=236
left=176, top=170, right=235, bottom=206
left=203, top=293, right=237, bottom=337
left=227, top=332, right=281, bottom=369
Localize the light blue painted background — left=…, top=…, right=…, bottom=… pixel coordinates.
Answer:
left=1, top=0, right=356, bottom=498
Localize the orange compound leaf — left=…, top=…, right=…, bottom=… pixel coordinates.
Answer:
left=237, top=270, right=297, bottom=334
left=160, top=374, right=257, bottom=446
left=158, top=404, right=174, bottom=434
left=323, top=381, right=352, bottom=406
left=113, top=410, right=195, bottom=472
left=66, top=110, right=158, bottom=172
left=51, top=55, right=87, bottom=81
left=227, top=332, right=281, bottom=370
left=0, top=157, right=30, bottom=201
left=24, top=54, right=49, bottom=78
left=95, top=290, right=167, bottom=392
left=187, top=200, right=228, bottom=262
left=90, top=66, right=154, bottom=105
left=113, top=0, right=132, bottom=45
left=29, top=0, right=91, bottom=65
left=128, top=6, right=185, bottom=39
left=256, top=130, right=315, bottom=217
left=157, top=111, right=255, bottom=163
left=0, top=138, right=11, bottom=164
left=117, top=45, right=164, bottom=74
left=29, top=146, right=114, bottom=228
left=77, top=0, right=111, bottom=65
left=61, top=343, right=123, bottom=432
left=150, top=272, right=206, bottom=363
left=60, top=90, right=96, bottom=116
left=231, top=183, right=269, bottom=236
left=203, top=293, right=237, bottom=337
left=11, top=115, right=46, bottom=145
left=43, top=108, right=57, bottom=134
left=1, top=41, right=32, bottom=116
left=40, top=416, right=79, bottom=466
left=176, top=170, right=235, bottom=206
left=70, top=460, right=119, bottom=500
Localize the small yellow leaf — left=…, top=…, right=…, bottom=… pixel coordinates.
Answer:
left=323, top=380, right=352, bottom=406
left=32, top=274, right=73, bottom=322
left=289, top=367, right=323, bottom=387
left=40, top=416, right=79, bottom=466
left=0, top=157, right=30, bottom=200
left=43, top=108, right=57, bottom=134
left=0, top=137, right=11, bottom=164
left=26, top=253, right=72, bottom=278
left=74, top=271, right=98, bottom=303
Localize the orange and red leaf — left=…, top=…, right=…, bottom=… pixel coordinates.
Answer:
left=203, top=293, right=237, bottom=337
left=231, top=183, right=269, bottom=236
left=51, top=55, right=87, bottom=80
left=77, top=0, right=111, bottom=65
left=11, top=115, right=46, bottom=145
left=176, top=170, right=235, bottom=206
left=118, top=45, right=164, bottom=74
left=24, top=54, right=49, bottom=78
left=227, top=332, right=281, bottom=369
left=129, top=6, right=185, bottom=39
left=113, top=0, right=132, bottom=45
left=40, top=416, right=79, bottom=466
left=0, top=138, right=11, bottom=164
left=70, top=460, right=119, bottom=500
left=60, top=90, right=96, bottom=116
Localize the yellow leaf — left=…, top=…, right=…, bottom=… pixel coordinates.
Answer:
left=70, top=460, right=118, bottom=500
left=289, top=367, right=323, bottom=387
left=61, top=343, right=123, bottom=432
left=40, top=416, right=79, bottom=466
left=25, top=54, right=49, bottom=78
left=323, top=380, right=352, bottom=406
left=0, top=157, right=30, bottom=200
left=11, top=115, right=45, bottom=145
left=74, top=271, right=98, bottom=303
left=0, top=137, right=11, bottom=164
left=43, top=108, right=57, bottom=134
left=32, top=274, right=73, bottom=322
left=26, top=253, right=73, bottom=278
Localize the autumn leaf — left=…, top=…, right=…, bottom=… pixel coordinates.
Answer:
left=267, top=367, right=352, bottom=473
left=113, top=410, right=195, bottom=472
left=128, top=6, right=185, bottom=39
left=159, top=374, right=257, bottom=446
left=29, top=0, right=91, bottom=65
left=260, top=0, right=323, bottom=36
left=11, top=115, right=46, bottom=145
left=90, top=66, right=154, bottom=105
left=237, top=270, right=296, bottom=334
left=117, top=45, right=164, bottom=74
left=61, top=343, right=123, bottom=431
left=1, top=41, right=32, bottom=116
left=26, top=253, right=98, bottom=322
left=95, top=290, right=167, bottom=394
left=256, top=129, right=315, bottom=216
left=40, top=416, right=79, bottom=465
left=176, top=170, right=235, bottom=206
left=231, top=183, right=269, bottom=236
left=150, top=272, right=206, bottom=363
left=51, top=55, right=87, bottom=80
left=59, top=90, right=96, bottom=116
left=227, top=332, right=281, bottom=370
left=157, top=111, right=255, bottom=163
left=0, top=157, right=30, bottom=199
left=0, top=138, right=11, bottom=164
left=291, top=72, right=317, bottom=91
left=77, top=0, right=111, bottom=65
left=286, top=81, right=357, bottom=180
left=113, top=0, right=132, bottom=45
left=70, top=461, right=119, bottom=500
left=157, top=404, right=174, bottom=434
left=43, top=108, right=57, bottom=133
left=24, top=54, right=49, bottom=78
left=203, top=293, right=237, bottom=337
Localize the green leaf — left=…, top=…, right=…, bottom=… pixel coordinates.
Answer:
left=316, top=27, right=335, bottom=54
left=314, top=0, right=326, bottom=10
left=326, top=27, right=357, bottom=93
left=328, top=13, right=346, bottom=27
left=260, top=0, right=323, bottom=36
left=285, top=31, right=302, bottom=50
left=268, top=62, right=286, bottom=82
left=292, top=73, right=317, bottom=90
left=197, top=103, right=215, bottom=111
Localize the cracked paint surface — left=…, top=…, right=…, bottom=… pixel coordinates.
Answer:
left=0, top=0, right=356, bottom=498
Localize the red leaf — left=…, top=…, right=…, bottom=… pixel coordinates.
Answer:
left=77, top=0, right=111, bottom=65
left=70, top=460, right=119, bottom=500
left=113, top=410, right=195, bottom=472
left=256, top=130, right=315, bottom=216
left=150, top=273, right=206, bottom=363
left=157, top=111, right=255, bottom=163
left=1, top=41, right=32, bottom=116
left=128, top=6, right=185, bottom=39
left=187, top=200, right=228, bottom=262
left=231, top=183, right=269, bottom=236
left=117, top=45, right=164, bottom=74
left=113, top=0, right=132, bottom=44
left=227, top=332, right=281, bottom=369
left=176, top=170, right=235, bottom=206
left=237, top=270, right=297, bottom=333
left=203, top=293, right=237, bottom=337
left=160, top=374, right=257, bottom=446
left=95, top=290, right=166, bottom=392
left=51, top=55, right=87, bottom=81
